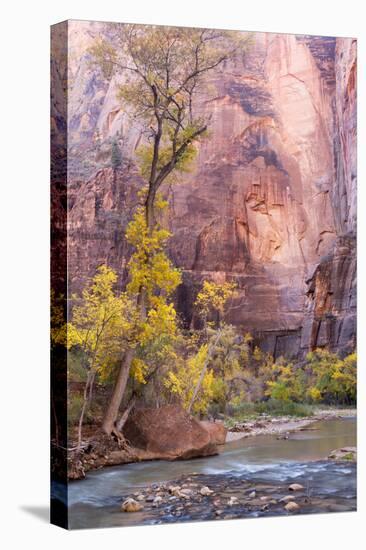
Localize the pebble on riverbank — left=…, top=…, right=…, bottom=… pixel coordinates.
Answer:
left=285, top=501, right=300, bottom=512
left=288, top=483, right=304, bottom=492
left=121, top=498, right=144, bottom=512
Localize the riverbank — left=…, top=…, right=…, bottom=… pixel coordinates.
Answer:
left=66, top=417, right=356, bottom=528
left=65, top=408, right=356, bottom=480
left=225, top=408, right=356, bottom=442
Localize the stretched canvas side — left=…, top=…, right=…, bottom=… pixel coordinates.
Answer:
left=51, top=20, right=69, bottom=530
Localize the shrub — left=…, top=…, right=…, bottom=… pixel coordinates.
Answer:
left=304, top=349, right=357, bottom=405
left=111, top=139, right=122, bottom=169
left=255, top=399, right=313, bottom=417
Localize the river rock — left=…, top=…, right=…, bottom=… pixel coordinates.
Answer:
left=123, top=405, right=218, bottom=460
left=168, top=485, right=182, bottom=496
left=121, top=498, right=144, bottom=512
left=200, top=420, right=228, bottom=445
left=285, top=501, right=300, bottom=512
left=289, top=483, right=304, bottom=491
left=228, top=496, right=239, bottom=506
left=248, top=490, right=256, bottom=498
left=200, top=486, right=214, bottom=496
left=280, top=495, right=295, bottom=503
left=179, top=488, right=194, bottom=499
left=328, top=447, right=357, bottom=461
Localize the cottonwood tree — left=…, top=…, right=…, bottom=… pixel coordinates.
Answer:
left=91, top=24, right=250, bottom=439
left=66, top=266, right=136, bottom=448
left=164, top=343, right=214, bottom=415
left=164, top=281, right=243, bottom=415
left=101, top=199, right=181, bottom=439
left=187, top=280, right=237, bottom=412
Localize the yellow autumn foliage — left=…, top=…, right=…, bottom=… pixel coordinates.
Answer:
left=164, top=344, right=215, bottom=415
left=126, top=207, right=181, bottom=299
left=65, top=265, right=137, bottom=380
left=130, top=358, right=149, bottom=385
left=195, top=280, right=237, bottom=319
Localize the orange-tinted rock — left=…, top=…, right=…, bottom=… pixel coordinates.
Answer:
left=200, top=421, right=227, bottom=445
left=123, top=406, right=218, bottom=460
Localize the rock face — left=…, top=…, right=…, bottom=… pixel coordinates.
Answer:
left=123, top=406, right=218, bottom=460
left=55, top=22, right=357, bottom=359
left=200, top=421, right=228, bottom=445
left=300, top=40, right=357, bottom=356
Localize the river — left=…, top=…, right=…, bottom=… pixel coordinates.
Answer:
left=66, top=417, right=356, bottom=529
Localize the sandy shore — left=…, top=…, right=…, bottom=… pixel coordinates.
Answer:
left=226, top=408, right=356, bottom=442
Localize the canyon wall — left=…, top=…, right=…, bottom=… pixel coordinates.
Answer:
left=54, top=22, right=356, bottom=359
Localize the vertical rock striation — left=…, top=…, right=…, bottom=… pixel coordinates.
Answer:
left=300, top=38, right=357, bottom=356
left=59, top=23, right=356, bottom=358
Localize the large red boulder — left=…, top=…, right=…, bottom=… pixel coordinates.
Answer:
left=123, top=405, right=218, bottom=460
left=200, top=420, right=227, bottom=445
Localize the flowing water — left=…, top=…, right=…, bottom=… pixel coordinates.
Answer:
left=65, top=417, right=356, bottom=529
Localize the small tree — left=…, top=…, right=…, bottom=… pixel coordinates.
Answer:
left=164, top=344, right=214, bottom=415
left=304, top=349, right=357, bottom=405
left=66, top=265, right=135, bottom=448
left=195, top=280, right=237, bottom=327
left=111, top=139, right=122, bottom=170
left=101, top=199, right=182, bottom=438
left=264, top=359, right=305, bottom=403
left=185, top=280, right=237, bottom=413
left=164, top=324, right=251, bottom=416
left=208, top=324, right=251, bottom=411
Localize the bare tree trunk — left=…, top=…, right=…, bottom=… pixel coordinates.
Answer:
left=116, top=394, right=137, bottom=432
left=102, top=348, right=135, bottom=436
left=101, top=176, right=157, bottom=437
left=77, top=370, right=96, bottom=449
left=101, top=118, right=190, bottom=436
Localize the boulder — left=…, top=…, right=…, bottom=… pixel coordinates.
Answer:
left=285, top=501, right=300, bottom=512
left=228, top=496, right=239, bottom=506
left=123, top=405, right=218, bottom=460
left=121, top=498, right=143, bottom=512
left=200, top=420, right=228, bottom=445
left=288, top=483, right=304, bottom=491
left=328, top=446, right=357, bottom=461
left=200, top=486, right=214, bottom=496
left=280, top=495, right=295, bottom=503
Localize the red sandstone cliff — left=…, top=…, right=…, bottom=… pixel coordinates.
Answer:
left=52, top=23, right=356, bottom=358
